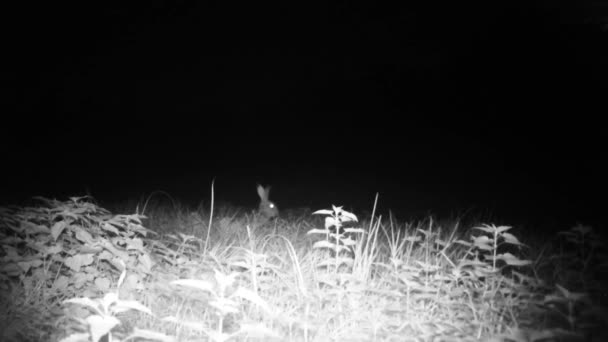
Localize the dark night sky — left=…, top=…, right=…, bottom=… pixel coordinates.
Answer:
left=3, top=1, right=607, bottom=228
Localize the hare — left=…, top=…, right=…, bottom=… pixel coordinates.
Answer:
left=257, top=184, right=279, bottom=220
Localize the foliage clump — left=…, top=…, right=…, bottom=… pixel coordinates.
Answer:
left=0, top=196, right=606, bottom=341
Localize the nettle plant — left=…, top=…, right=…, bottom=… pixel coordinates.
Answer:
left=62, top=260, right=156, bottom=342
left=166, top=269, right=277, bottom=342
left=451, top=224, right=534, bottom=302
left=0, top=197, right=154, bottom=307
left=307, top=205, right=365, bottom=274
left=455, top=224, right=531, bottom=276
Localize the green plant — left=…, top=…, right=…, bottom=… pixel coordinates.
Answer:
left=166, top=269, right=278, bottom=342
left=61, top=261, right=161, bottom=342
left=0, top=197, right=155, bottom=301
left=307, top=205, right=364, bottom=274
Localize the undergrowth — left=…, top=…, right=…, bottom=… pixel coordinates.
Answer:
left=0, top=196, right=606, bottom=341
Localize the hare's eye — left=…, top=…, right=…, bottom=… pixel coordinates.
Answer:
left=269, top=203, right=275, bottom=209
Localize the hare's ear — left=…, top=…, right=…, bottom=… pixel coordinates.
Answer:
left=257, top=184, right=266, bottom=201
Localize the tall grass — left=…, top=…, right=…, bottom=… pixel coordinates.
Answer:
left=0, top=195, right=606, bottom=341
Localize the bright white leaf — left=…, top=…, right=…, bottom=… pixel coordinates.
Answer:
left=501, top=232, right=526, bottom=247
left=87, top=314, right=120, bottom=342
left=112, top=299, right=153, bottom=315
left=495, top=225, right=512, bottom=234
left=307, top=228, right=330, bottom=235
left=341, top=211, right=358, bottom=222
left=344, top=228, right=365, bottom=234
left=325, top=217, right=337, bottom=229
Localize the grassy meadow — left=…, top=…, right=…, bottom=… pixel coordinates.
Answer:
left=0, top=194, right=606, bottom=342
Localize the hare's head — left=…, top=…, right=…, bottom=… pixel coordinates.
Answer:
left=257, top=184, right=279, bottom=219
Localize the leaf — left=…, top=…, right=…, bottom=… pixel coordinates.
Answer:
left=126, top=238, right=145, bottom=252
left=101, top=222, right=120, bottom=235
left=73, top=273, right=90, bottom=289
left=495, top=225, right=512, bottom=234
left=47, top=243, right=63, bottom=255
left=64, top=254, right=94, bottom=271
left=94, top=277, right=112, bottom=292
left=122, top=274, right=144, bottom=292
left=471, top=235, right=493, bottom=251
left=97, top=250, right=114, bottom=261
left=313, top=240, right=350, bottom=253
left=112, top=299, right=153, bottom=315
left=340, top=210, right=358, bottom=223
left=325, top=217, right=337, bottom=229
left=340, top=237, right=357, bottom=246
left=307, top=228, right=330, bottom=235
left=501, top=232, right=526, bottom=247
left=312, top=240, right=335, bottom=250
left=101, top=293, right=119, bottom=312
left=81, top=253, right=95, bottom=266
left=54, top=275, right=70, bottom=290
left=22, top=221, right=50, bottom=235
left=100, top=240, right=129, bottom=260
left=74, top=228, right=94, bottom=244
left=87, top=314, right=120, bottom=342
left=65, top=256, right=83, bottom=272
left=495, top=253, right=532, bottom=266
left=454, top=239, right=472, bottom=247
left=51, top=221, right=68, bottom=241
left=344, top=227, right=365, bottom=234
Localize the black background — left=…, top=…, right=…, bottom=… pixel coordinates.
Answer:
left=3, top=1, right=607, bottom=229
